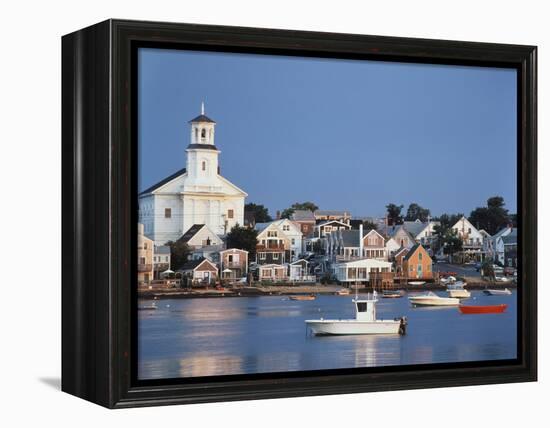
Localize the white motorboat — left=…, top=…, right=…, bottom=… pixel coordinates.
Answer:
left=408, top=291, right=460, bottom=306
left=483, top=288, right=512, bottom=296
left=495, top=276, right=513, bottom=283
left=440, top=276, right=456, bottom=285
left=408, top=281, right=426, bottom=286
left=447, top=281, right=471, bottom=298
left=305, top=291, right=407, bottom=335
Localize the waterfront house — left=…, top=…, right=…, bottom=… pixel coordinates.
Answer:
left=153, top=245, right=171, bottom=279
left=179, top=258, right=219, bottom=286
left=451, top=216, right=485, bottom=262
left=138, top=105, right=247, bottom=244
left=400, top=244, right=433, bottom=280
left=314, top=210, right=351, bottom=224
left=362, top=228, right=388, bottom=261
left=289, top=259, right=315, bottom=282
left=255, top=222, right=291, bottom=265
left=387, top=225, right=416, bottom=249
left=190, top=244, right=223, bottom=264
left=220, top=248, right=249, bottom=280
left=138, top=223, right=154, bottom=285
left=179, top=224, right=224, bottom=249
left=332, top=258, right=393, bottom=285
left=393, top=247, right=410, bottom=278
left=256, top=219, right=302, bottom=262
left=316, top=220, right=352, bottom=238
left=258, top=264, right=288, bottom=282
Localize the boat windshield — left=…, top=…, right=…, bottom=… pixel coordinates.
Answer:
left=356, top=302, right=368, bottom=312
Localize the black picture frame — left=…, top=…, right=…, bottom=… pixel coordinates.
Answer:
left=62, top=19, right=537, bottom=408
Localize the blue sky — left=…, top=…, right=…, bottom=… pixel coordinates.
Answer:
left=138, top=48, right=517, bottom=218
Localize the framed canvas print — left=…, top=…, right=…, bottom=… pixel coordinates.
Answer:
left=62, top=19, right=537, bottom=408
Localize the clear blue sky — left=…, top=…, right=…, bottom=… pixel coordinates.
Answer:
left=138, top=48, right=517, bottom=218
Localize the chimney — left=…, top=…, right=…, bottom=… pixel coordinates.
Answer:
left=359, top=223, right=364, bottom=257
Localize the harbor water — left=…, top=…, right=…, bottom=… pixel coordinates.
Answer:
left=138, top=290, right=517, bottom=380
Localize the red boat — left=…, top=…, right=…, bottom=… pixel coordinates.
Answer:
left=459, top=304, right=508, bottom=314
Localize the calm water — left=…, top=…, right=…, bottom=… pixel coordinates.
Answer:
left=138, top=290, right=517, bottom=380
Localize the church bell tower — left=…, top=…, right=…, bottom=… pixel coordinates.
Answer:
left=186, top=103, right=220, bottom=183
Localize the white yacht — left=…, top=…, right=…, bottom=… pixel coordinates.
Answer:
left=305, top=292, right=407, bottom=335
left=408, top=291, right=460, bottom=306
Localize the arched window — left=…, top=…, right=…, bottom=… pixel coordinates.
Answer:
left=195, top=128, right=198, bottom=141
left=201, top=128, right=206, bottom=138
left=202, top=161, right=206, bottom=171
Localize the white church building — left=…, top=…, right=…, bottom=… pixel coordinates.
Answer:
left=139, top=104, right=248, bottom=245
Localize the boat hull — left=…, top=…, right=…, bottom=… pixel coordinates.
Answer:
left=409, top=297, right=459, bottom=306
left=305, top=319, right=401, bottom=335
left=459, top=304, right=508, bottom=314
left=483, top=289, right=512, bottom=296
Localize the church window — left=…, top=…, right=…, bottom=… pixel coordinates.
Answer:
left=202, top=161, right=206, bottom=171
left=201, top=128, right=206, bottom=138
left=165, top=208, right=171, bottom=218
left=195, top=128, right=198, bottom=141
left=227, top=209, right=234, bottom=219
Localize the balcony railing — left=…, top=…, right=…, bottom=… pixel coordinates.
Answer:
left=138, top=263, right=153, bottom=272
left=256, top=244, right=286, bottom=251
left=224, top=261, right=246, bottom=268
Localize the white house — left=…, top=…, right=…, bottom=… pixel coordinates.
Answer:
left=403, top=219, right=440, bottom=247
left=138, top=104, right=248, bottom=245
left=332, top=258, right=393, bottom=284
left=451, top=216, right=485, bottom=260
left=491, top=226, right=516, bottom=265
left=385, top=237, right=401, bottom=258
left=179, top=224, right=224, bottom=249
left=256, top=219, right=303, bottom=261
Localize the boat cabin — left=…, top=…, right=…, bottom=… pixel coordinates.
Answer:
left=354, top=296, right=377, bottom=322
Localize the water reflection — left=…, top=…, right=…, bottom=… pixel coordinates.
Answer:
left=138, top=291, right=517, bottom=380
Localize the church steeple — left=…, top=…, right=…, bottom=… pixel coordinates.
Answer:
left=188, top=102, right=217, bottom=148
left=186, top=103, right=220, bottom=183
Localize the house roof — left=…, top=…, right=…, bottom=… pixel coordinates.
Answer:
left=340, top=230, right=361, bottom=247
left=315, top=210, right=350, bottom=217
left=291, top=210, right=316, bottom=221
left=180, top=257, right=217, bottom=271
left=388, top=225, right=415, bottom=241
left=403, top=221, right=427, bottom=238
left=502, top=228, right=517, bottom=244
left=188, top=114, right=216, bottom=123
left=179, top=224, right=206, bottom=243
left=403, top=244, right=430, bottom=261
left=139, top=168, right=186, bottom=196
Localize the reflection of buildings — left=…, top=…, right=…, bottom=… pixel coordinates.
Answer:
left=178, top=354, right=244, bottom=378
left=138, top=223, right=154, bottom=284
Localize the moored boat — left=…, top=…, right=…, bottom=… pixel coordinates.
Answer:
left=408, top=281, right=426, bottom=286
left=382, top=290, right=403, bottom=298
left=459, top=304, right=508, bottom=314
left=289, top=294, right=316, bottom=301
left=138, top=303, right=157, bottom=310
left=483, top=288, right=512, bottom=296
left=336, top=289, right=351, bottom=296
left=408, top=291, right=460, bottom=306
left=446, top=281, right=471, bottom=298
left=305, top=291, right=407, bottom=335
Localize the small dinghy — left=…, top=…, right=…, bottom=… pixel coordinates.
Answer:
left=289, top=294, right=316, bottom=301
left=138, top=304, right=157, bottom=310
left=483, top=288, right=512, bottom=296
left=382, top=290, right=403, bottom=298
left=459, top=304, right=508, bottom=314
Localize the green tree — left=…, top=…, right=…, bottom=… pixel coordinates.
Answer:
left=280, top=201, right=319, bottom=219
left=165, top=239, right=191, bottom=271
left=439, top=229, right=463, bottom=262
left=362, top=220, right=378, bottom=231
left=244, top=203, right=272, bottom=223
left=386, top=203, right=404, bottom=226
left=432, top=213, right=464, bottom=254
left=405, top=203, right=431, bottom=222
left=226, top=224, right=259, bottom=259
left=481, top=258, right=496, bottom=281
left=468, top=196, right=510, bottom=235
